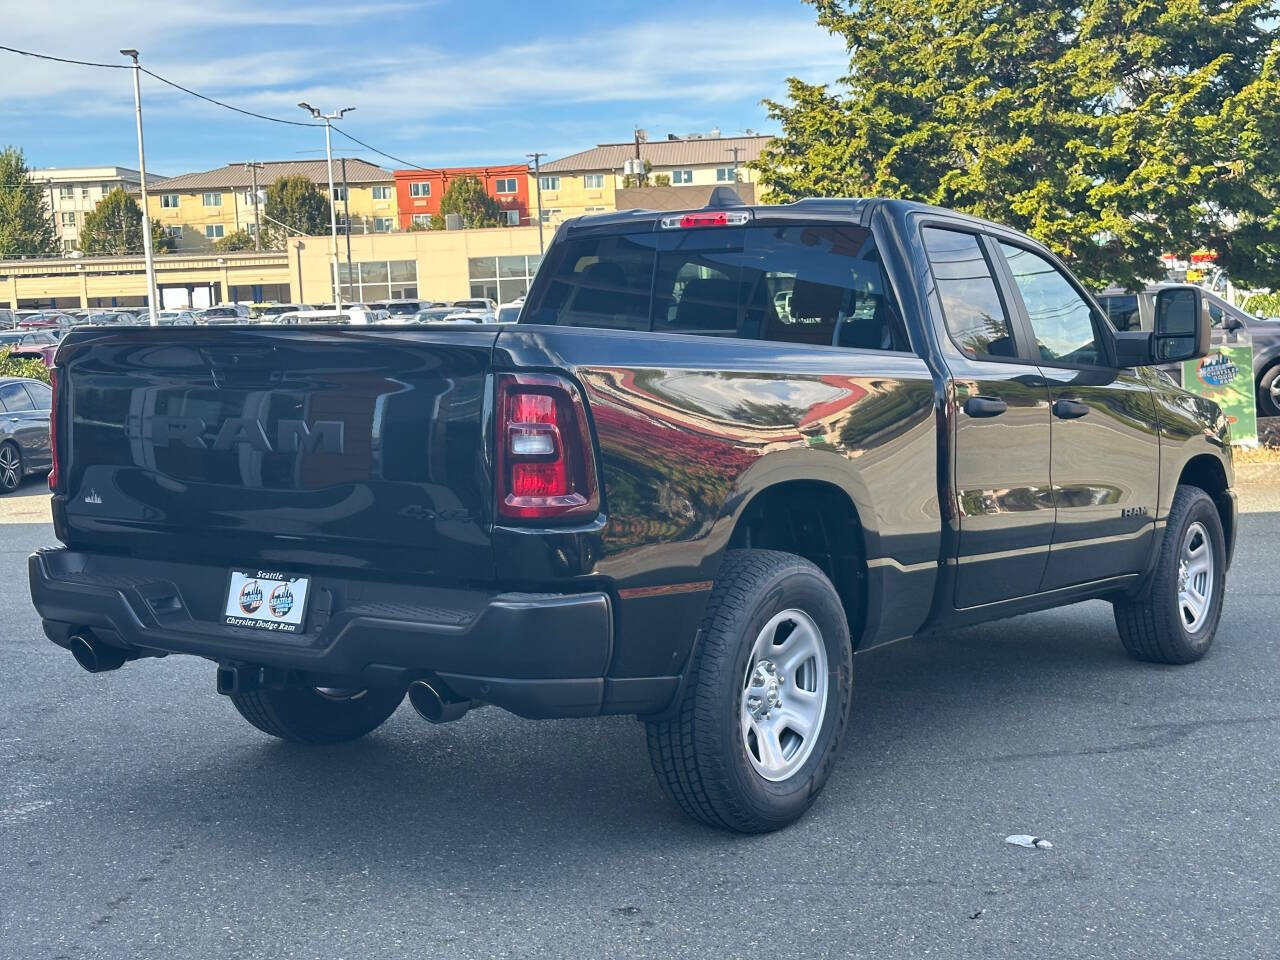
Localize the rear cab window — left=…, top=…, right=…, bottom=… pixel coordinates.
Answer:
left=921, top=227, right=1017, bottom=359
left=522, top=222, right=911, bottom=352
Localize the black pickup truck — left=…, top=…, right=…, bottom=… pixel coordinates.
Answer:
left=30, top=195, right=1235, bottom=833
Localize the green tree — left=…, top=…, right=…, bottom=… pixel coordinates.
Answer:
left=213, top=229, right=255, bottom=252
left=755, top=1, right=1280, bottom=289
left=0, top=146, right=58, bottom=259
left=261, top=175, right=331, bottom=248
left=78, top=188, right=172, bottom=255
left=0, top=348, right=51, bottom=384
left=433, top=174, right=504, bottom=229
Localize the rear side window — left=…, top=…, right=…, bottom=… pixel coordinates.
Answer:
left=922, top=228, right=1016, bottom=359
left=524, top=224, right=909, bottom=351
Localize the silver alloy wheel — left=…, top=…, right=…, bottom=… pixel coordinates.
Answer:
left=1270, top=376, right=1280, bottom=411
left=1177, top=521, right=1215, bottom=633
left=740, top=609, right=829, bottom=782
left=0, top=445, right=20, bottom=492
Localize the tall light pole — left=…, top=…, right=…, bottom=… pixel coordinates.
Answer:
left=298, top=102, right=354, bottom=308
left=244, top=161, right=264, bottom=251
left=527, top=152, right=545, bottom=254
left=121, top=49, right=159, bottom=325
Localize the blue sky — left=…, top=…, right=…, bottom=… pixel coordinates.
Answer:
left=1, top=0, right=848, bottom=177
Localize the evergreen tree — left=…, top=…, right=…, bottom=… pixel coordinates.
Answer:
left=755, top=1, right=1280, bottom=288
left=0, top=146, right=58, bottom=259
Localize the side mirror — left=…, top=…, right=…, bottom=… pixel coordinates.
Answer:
left=1152, top=286, right=1211, bottom=363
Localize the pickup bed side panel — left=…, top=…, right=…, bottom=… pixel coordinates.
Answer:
left=493, top=326, right=940, bottom=686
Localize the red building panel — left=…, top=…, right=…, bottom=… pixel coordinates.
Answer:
left=393, top=164, right=530, bottom=228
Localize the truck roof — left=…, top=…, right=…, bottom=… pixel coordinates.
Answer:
left=555, top=192, right=1039, bottom=246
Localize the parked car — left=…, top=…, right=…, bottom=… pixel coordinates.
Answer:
left=29, top=196, right=1232, bottom=833
left=0, top=331, right=59, bottom=351
left=450, top=298, right=497, bottom=313
left=18, top=312, right=75, bottom=330
left=250, top=303, right=312, bottom=320
left=495, top=301, right=524, bottom=323
left=367, top=299, right=434, bottom=317
left=412, top=307, right=457, bottom=324
left=442, top=311, right=496, bottom=323
left=0, top=308, right=16, bottom=330
left=156, top=311, right=200, bottom=326
left=87, top=312, right=137, bottom=326
left=1098, top=284, right=1280, bottom=417
left=1, top=376, right=52, bottom=494
left=200, top=305, right=251, bottom=324
left=6, top=342, right=58, bottom=369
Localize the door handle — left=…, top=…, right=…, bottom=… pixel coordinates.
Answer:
left=1053, top=398, right=1090, bottom=420
left=964, top=396, right=1008, bottom=418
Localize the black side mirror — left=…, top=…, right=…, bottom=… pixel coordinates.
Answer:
left=1153, top=286, right=1211, bottom=363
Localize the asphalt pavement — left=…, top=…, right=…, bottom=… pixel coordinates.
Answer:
left=2, top=467, right=1278, bottom=960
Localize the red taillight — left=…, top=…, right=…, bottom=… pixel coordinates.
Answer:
left=48, top=368, right=59, bottom=491
left=496, top=373, right=599, bottom=522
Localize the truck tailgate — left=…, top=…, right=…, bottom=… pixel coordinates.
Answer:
left=53, top=326, right=498, bottom=580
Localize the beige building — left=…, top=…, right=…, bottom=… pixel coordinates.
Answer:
left=149, top=159, right=398, bottom=252
left=30, top=166, right=144, bottom=255
left=3, top=227, right=545, bottom=310
left=534, top=133, right=771, bottom=225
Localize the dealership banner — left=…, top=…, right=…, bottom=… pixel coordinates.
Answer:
left=1182, top=345, right=1258, bottom=446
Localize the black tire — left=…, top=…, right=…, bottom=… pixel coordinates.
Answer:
left=1258, top=364, right=1280, bottom=419
left=1113, top=485, right=1226, bottom=664
left=0, top=441, right=22, bottom=494
left=645, top=549, right=854, bottom=833
left=229, top=685, right=405, bottom=744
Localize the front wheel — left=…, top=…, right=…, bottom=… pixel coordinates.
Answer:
left=1258, top=365, right=1280, bottom=419
left=1113, top=485, right=1226, bottom=664
left=229, top=685, right=405, bottom=744
left=645, top=550, right=854, bottom=833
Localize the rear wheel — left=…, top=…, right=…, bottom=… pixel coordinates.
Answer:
left=0, top=442, right=22, bottom=494
left=229, top=685, right=405, bottom=744
left=1113, top=485, right=1226, bottom=664
left=645, top=550, right=854, bottom=833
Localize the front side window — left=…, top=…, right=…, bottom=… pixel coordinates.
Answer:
left=410, top=182, right=431, bottom=198
left=922, top=227, right=1016, bottom=359
left=583, top=174, right=604, bottom=189
left=202, top=193, right=221, bottom=207
left=999, top=242, right=1102, bottom=366
left=0, top=382, right=34, bottom=412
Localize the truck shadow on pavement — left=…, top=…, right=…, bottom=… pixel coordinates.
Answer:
left=97, top=574, right=1273, bottom=874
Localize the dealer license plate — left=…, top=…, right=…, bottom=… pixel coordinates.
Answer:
left=224, top=570, right=310, bottom=633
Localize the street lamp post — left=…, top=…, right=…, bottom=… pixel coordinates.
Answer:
left=527, top=152, right=545, bottom=254
left=298, top=102, right=354, bottom=309
left=120, top=49, right=159, bottom=325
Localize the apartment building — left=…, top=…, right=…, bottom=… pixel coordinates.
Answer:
left=533, top=133, right=771, bottom=225
left=148, top=159, right=396, bottom=251
left=393, top=164, right=531, bottom=229
left=30, top=166, right=143, bottom=254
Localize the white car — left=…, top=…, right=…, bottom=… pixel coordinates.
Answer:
left=442, top=311, right=495, bottom=324
left=450, top=298, right=497, bottom=314
left=495, top=301, right=523, bottom=323
left=273, top=307, right=382, bottom=326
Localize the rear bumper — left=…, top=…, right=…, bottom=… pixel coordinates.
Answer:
left=29, top=548, right=637, bottom=719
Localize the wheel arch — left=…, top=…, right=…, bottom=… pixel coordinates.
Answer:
left=1177, top=453, right=1234, bottom=566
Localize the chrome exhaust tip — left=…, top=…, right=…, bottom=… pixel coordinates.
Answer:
left=407, top=679, right=471, bottom=724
